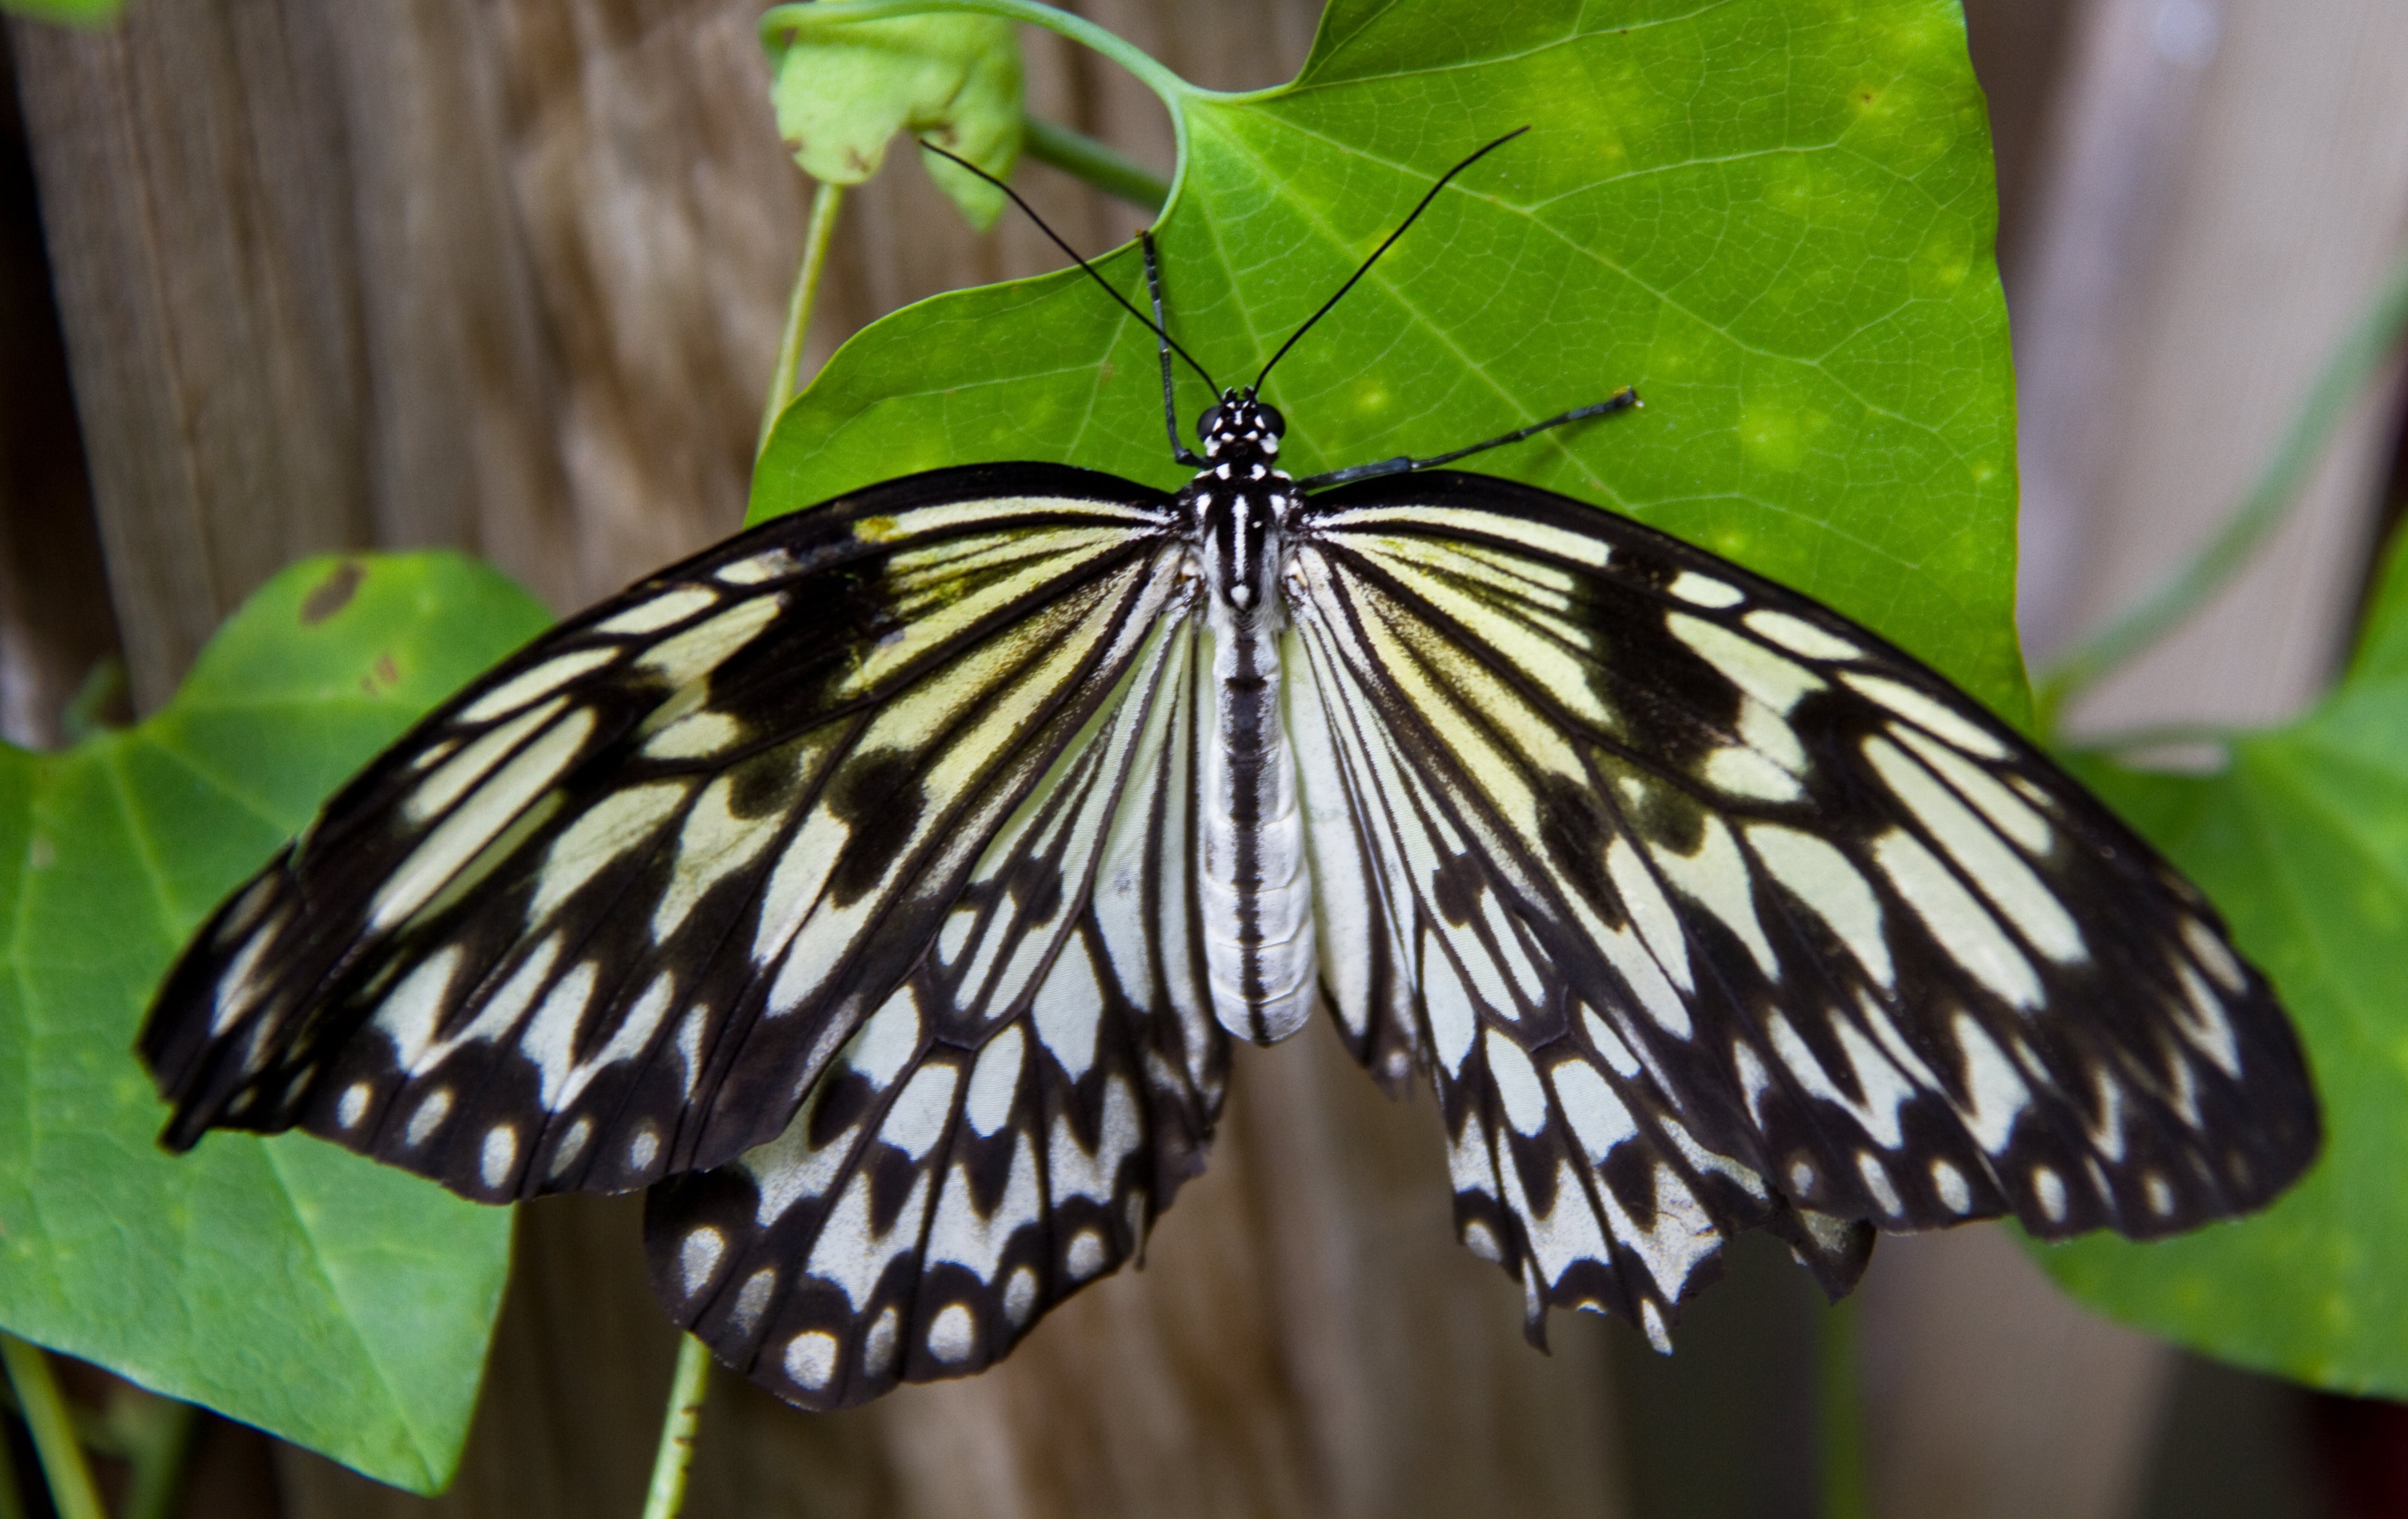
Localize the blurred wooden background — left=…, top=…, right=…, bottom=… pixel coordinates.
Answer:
left=3, top=1, right=2404, bottom=1515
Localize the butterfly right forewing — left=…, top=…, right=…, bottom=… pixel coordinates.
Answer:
left=1279, top=470, right=2316, bottom=1346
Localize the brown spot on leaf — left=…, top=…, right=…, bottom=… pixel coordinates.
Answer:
left=361, top=653, right=401, bottom=695
left=302, top=562, right=365, bottom=625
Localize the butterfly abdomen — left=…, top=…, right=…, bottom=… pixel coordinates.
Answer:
left=1191, top=399, right=1317, bottom=1044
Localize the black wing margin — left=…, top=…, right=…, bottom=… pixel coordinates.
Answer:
left=1286, top=469, right=2319, bottom=1349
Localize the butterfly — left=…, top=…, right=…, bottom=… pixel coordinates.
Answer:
left=139, top=130, right=2319, bottom=1413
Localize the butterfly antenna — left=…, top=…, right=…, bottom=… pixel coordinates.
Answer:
left=1252, top=126, right=1530, bottom=396
left=918, top=141, right=1220, bottom=392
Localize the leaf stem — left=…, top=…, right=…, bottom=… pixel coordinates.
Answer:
left=638, top=1334, right=714, bottom=1519
left=0, top=1335, right=103, bottom=1519
left=2035, top=241, right=2408, bottom=730
left=761, top=178, right=849, bottom=455
left=1022, top=115, right=1167, bottom=213
left=760, top=0, right=1202, bottom=187
left=1817, top=1296, right=1869, bottom=1519
left=115, top=1387, right=198, bottom=1519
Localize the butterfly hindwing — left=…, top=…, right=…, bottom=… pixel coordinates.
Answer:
left=646, top=607, right=1227, bottom=1408
left=1285, top=470, right=2317, bottom=1338
left=141, top=464, right=1197, bottom=1201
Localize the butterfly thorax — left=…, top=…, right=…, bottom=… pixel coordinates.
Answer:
left=1176, top=389, right=1318, bottom=1045
left=1183, top=389, right=1296, bottom=625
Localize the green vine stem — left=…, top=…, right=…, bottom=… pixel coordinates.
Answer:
left=761, top=178, right=849, bottom=454
left=112, top=1387, right=198, bottom=1519
left=2035, top=242, right=2408, bottom=731
left=1023, top=115, right=1168, bottom=212
left=0, top=1335, right=103, bottom=1519
left=638, top=1334, right=714, bottom=1519
left=1816, top=1295, right=1870, bottom=1519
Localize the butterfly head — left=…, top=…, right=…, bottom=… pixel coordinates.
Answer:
left=1197, top=388, right=1286, bottom=461
left=1186, top=388, right=1295, bottom=621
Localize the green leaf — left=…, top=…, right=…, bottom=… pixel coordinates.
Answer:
left=768, top=13, right=1023, bottom=229
left=757, top=0, right=2022, bottom=720
left=0, top=553, right=552, bottom=1492
left=2038, top=530, right=2408, bottom=1395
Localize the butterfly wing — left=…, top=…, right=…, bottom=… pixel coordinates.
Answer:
left=1286, top=469, right=2319, bottom=1348
left=643, top=608, right=1222, bottom=1407
left=140, top=462, right=1221, bottom=1211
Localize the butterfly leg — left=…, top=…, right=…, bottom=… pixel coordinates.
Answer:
left=1293, top=387, right=1641, bottom=491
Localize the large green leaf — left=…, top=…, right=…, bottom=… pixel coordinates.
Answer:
left=757, top=0, right=2022, bottom=718
left=0, top=554, right=550, bottom=1491
left=2039, top=531, right=2408, bottom=1395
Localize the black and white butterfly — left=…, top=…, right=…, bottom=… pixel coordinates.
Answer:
left=140, top=131, right=2318, bottom=1413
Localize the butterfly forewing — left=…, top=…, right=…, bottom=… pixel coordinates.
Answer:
left=1286, top=471, right=2316, bottom=1337
left=143, top=464, right=1192, bottom=1202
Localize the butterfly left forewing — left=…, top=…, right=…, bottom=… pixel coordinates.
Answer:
left=140, top=465, right=1196, bottom=1202
left=1288, top=469, right=2317, bottom=1343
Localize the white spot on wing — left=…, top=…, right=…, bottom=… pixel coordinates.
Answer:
left=639, top=596, right=784, bottom=689
left=1606, top=838, right=1693, bottom=1006
left=718, top=550, right=795, bottom=586
left=1931, top=1158, right=1971, bottom=1214
left=405, top=1088, right=453, bottom=1147
left=863, top=1307, right=900, bottom=1379
left=1865, top=736, right=2084, bottom=965
left=1856, top=1152, right=1901, bottom=1215
left=335, top=1083, right=370, bottom=1130
left=376, top=707, right=598, bottom=929
left=1745, top=824, right=1894, bottom=987
left=1652, top=816, right=1777, bottom=978
left=846, top=986, right=921, bottom=1089
left=1842, top=672, right=2007, bottom=758
left=1031, top=943, right=1105, bottom=1079
left=1952, top=1014, right=2031, bottom=1153
left=409, top=699, right=566, bottom=823
left=1668, top=613, right=1824, bottom=713
left=1669, top=571, right=1744, bottom=608
left=786, top=1331, right=837, bottom=1390
left=1551, top=1060, right=1638, bottom=1162
left=965, top=1027, right=1026, bottom=1136
left=878, top=1064, right=960, bottom=1161
left=1743, top=609, right=1862, bottom=661
left=2182, top=915, right=2246, bottom=991
left=1422, top=934, right=1478, bottom=1074
left=595, top=585, right=719, bottom=636
left=1003, top=1266, right=1039, bottom=1326
left=1065, top=1229, right=1106, bottom=1280
left=458, top=648, right=620, bottom=726
left=732, top=1269, right=776, bottom=1337
left=1874, top=829, right=2041, bottom=1008
left=927, top=1304, right=977, bottom=1364
left=1485, top=1032, right=1549, bottom=1136
left=480, top=1125, right=518, bottom=1189
left=679, top=1227, right=724, bottom=1296
left=2033, top=1165, right=2068, bottom=1223
left=1578, top=1003, right=1642, bottom=1077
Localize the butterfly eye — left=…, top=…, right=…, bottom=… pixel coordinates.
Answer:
left=1257, top=405, right=1286, bottom=438
left=1197, top=405, right=1224, bottom=440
